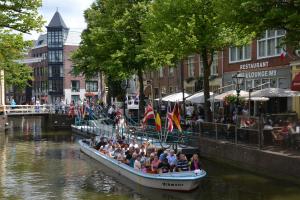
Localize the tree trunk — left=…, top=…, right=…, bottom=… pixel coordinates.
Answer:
left=138, top=69, right=145, bottom=121
left=201, top=48, right=212, bottom=122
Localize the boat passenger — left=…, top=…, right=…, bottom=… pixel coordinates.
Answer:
left=157, top=158, right=170, bottom=173
left=176, top=153, right=189, bottom=172
left=159, top=150, right=168, bottom=161
left=190, top=154, right=202, bottom=171
left=167, top=150, right=177, bottom=171
left=95, top=137, right=107, bottom=150
left=117, top=154, right=124, bottom=162
left=129, top=153, right=137, bottom=168
left=151, top=155, right=161, bottom=173
left=129, top=140, right=139, bottom=149
left=134, top=155, right=142, bottom=170
left=141, top=162, right=147, bottom=173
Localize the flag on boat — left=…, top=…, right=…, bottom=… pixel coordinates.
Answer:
left=167, top=104, right=173, bottom=133
left=172, top=102, right=182, bottom=132
left=155, top=113, right=162, bottom=132
left=142, top=104, right=155, bottom=124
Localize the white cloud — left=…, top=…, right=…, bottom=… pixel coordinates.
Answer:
left=24, top=0, right=94, bottom=40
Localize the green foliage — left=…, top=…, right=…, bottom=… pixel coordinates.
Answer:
left=72, top=0, right=154, bottom=113
left=0, top=0, right=43, bottom=90
left=224, top=95, right=245, bottom=105
left=220, top=0, right=300, bottom=48
left=0, top=0, right=44, bottom=33
left=143, top=0, right=252, bottom=121
left=0, top=30, right=33, bottom=90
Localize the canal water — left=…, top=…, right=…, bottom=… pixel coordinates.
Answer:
left=0, top=116, right=300, bottom=200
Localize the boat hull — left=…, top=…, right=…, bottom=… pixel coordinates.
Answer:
left=79, top=140, right=206, bottom=191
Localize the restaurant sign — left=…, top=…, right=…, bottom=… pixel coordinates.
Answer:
left=240, top=61, right=269, bottom=70
left=241, top=70, right=277, bottom=79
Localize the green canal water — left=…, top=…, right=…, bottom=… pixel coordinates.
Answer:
left=0, top=116, right=300, bottom=200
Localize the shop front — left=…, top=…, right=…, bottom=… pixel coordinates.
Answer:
left=223, top=64, right=292, bottom=115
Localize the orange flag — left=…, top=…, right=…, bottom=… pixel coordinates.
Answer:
left=155, top=113, right=162, bottom=132
left=172, top=103, right=182, bottom=132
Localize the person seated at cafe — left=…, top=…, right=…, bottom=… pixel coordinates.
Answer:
left=176, top=153, right=189, bottom=172
left=157, top=158, right=170, bottom=173
left=190, top=154, right=202, bottom=171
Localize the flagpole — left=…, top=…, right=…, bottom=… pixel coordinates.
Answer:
left=164, top=101, right=170, bottom=142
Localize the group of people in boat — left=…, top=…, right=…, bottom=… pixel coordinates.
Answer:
left=89, top=135, right=202, bottom=174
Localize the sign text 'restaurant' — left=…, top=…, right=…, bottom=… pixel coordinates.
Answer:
left=240, top=61, right=269, bottom=70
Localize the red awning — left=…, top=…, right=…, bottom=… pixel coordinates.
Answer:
left=291, top=73, right=300, bottom=91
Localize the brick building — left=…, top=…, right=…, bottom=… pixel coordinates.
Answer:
left=27, top=11, right=105, bottom=104
left=144, top=52, right=223, bottom=100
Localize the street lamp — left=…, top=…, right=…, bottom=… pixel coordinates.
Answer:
left=232, top=72, right=245, bottom=113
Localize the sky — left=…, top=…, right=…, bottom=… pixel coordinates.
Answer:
left=24, top=0, right=94, bottom=40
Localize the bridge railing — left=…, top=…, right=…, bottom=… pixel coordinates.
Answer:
left=2, top=105, right=53, bottom=115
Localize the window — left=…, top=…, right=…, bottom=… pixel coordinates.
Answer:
left=169, top=67, right=174, bottom=76
left=278, top=78, right=288, bottom=89
left=48, top=80, right=52, bottom=91
left=48, top=50, right=63, bottom=63
left=86, top=81, right=98, bottom=92
left=257, top=30, right=285, bottom=58
left=169, top=87, right=173, bottom=93
left=211, top=53, right=218, bottom=75
left=71, top=80, right=80, bottom=92
left=159, top=67, right=164, bottom=78
left=246, top=80, right=253, bottom=90
left=188, top=55, right=195, bottom=77
left=47, top=30, right=63, bottom=48
left=71, top=95, right=80, bottom=103
left=49, top=66, right=63, bottom=77
left=48, top=79, right=63, bottom=92
left=229, top=45, right=251, bottom=63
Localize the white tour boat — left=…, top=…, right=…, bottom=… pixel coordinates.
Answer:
left=79, top=140, right=206, bottom=191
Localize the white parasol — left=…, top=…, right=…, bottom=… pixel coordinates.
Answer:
left=186, top=91, right=214, bottom=104
left=155, top=92, right=190, bottom=102
left=251, top=88, right=300, bottom=98
left=211, top=90, right=249, bottom=102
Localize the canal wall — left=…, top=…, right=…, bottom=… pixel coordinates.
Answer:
left=197, top=137, right=300, bottom=183
left=45, top=114, right=74, bottom=130
left=0, top=115, right=7, bottom=131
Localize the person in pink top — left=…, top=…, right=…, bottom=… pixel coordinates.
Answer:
left=151, top=155, right=161, bottom=173
left=190, top=154, right=202, bottom=171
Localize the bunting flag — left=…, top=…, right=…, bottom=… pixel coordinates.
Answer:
left=142, top=104, right=155, bottom=125
left=155, top=113, right=162, bottom=132
left=172, top=102, right=182, bottom=132
left=280, top=51, right=287, bottom=60
left=167, top=106, right=173, bottom=133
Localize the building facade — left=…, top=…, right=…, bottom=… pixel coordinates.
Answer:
left=144, top=52, right=223, bottom=99
left=28, top=11, right=105, bottom=104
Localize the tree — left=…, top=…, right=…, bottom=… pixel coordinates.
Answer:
left=72, top=0, right=154, bottom=117
left=0, top=0, right=43, bottom=33
left=0, top=0, right=43, bottom=91
left=0, top=31, right=33, bottom=92
left=219, top=0, right=300, bottom=49
left=143, top=0, right=250, bottom=121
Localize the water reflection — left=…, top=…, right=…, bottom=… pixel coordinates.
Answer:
left=0, top=116, right=300, bottom=200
